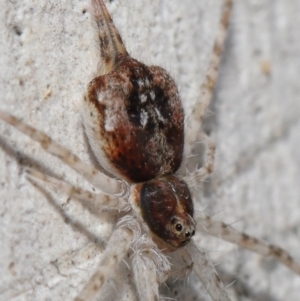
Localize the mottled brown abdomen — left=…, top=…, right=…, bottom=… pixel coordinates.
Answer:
left=84, top=55, right=184, bottom=183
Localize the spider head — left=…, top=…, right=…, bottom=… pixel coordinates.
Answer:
left=133, top=175, right=196, bottom=250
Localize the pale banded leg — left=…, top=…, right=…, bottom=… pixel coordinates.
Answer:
left=196, top=212, right=300, bottom=275
left=131, top=253, right=159, bottom=301
left=187, top=241, right=232, bottom=301
left=183, top=133, right=215, bottom=187
left=131, top=230, right=171, bottom=281
left=131, top=233, right=171, bottom=301
left=166, top=246, right=194, bottom=280
left=0, top=110, right=127, bottom=196
left=185, top=0, right=232, bottom=153
left=74, top=227, right=133, bottom=301
left=91, top=0, right=128, bottom=76
left=26, top=168, right=128, bottom=211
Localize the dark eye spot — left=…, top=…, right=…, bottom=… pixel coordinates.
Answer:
left=175, top=224, right=182, bottom=232
left=171, top=217, right=176, bottom=224
left=191, top=230, right=195, bottom=236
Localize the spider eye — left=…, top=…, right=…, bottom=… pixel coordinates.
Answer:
left=175, top=223, right=183, bottom=232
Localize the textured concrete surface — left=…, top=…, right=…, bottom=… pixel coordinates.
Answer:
left=1, top=0, right=300, bottom=301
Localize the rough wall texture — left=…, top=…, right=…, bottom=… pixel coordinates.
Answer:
left=0, top=0, right=300, bottom=301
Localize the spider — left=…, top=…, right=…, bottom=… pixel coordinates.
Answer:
left=1, top=0, right=300, bottom=300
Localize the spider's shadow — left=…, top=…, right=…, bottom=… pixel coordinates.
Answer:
left=0, top=136, right=120, bottom=247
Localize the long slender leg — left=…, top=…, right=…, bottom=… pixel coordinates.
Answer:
left=131, top=253, right=159, bottom=301
left=196, top=212, right=300, bottom=275
left=187, top=241, right=232, bottom=301
left=130, top=232, right=173, bottom=301
left=74, top=227, right=133, bottom=301
left=0, top=110, right=127, bottom=196
left=168, top=246, right=194, bottom=280
left=183, top=132, right=215, bottom=187
left=185, top=0, right=232, bottom=152
left=26, top=168, right=128, bottom=211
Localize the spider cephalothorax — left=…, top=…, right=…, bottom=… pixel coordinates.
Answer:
left=131, top=175, right=196, bottom=250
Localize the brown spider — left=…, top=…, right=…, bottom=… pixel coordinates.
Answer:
left=1, top=1, right=300, bottom=301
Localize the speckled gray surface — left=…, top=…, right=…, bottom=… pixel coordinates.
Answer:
left=1, top=1, right=300, bottom=301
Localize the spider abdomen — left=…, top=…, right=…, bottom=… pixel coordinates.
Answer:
left=84, top=55, right=184, bottom=183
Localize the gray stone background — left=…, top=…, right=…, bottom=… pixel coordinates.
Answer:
left=0, top=0, right=299, bottom=300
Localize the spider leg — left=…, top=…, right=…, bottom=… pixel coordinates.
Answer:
left=169, top=247, right=194, bottom=280
left=0, top=110, right=127, bottom=196
left=196, top=212, right=300, bottom=275
left=187, top=241, right=232, bottom=301
left=74, top=227, right=133, bottom=301
left=130, top=233, right=171, bottom=300
left=26, top=168, right=128, bottom=211
left=185, top=0, right=232, bottom=152
left=183, top=132, right=215, bottom=187
left=131, top=252, right=159, bottom=301
left=91, top=0, right=128, bottom=76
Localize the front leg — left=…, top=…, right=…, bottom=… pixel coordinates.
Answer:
left=183, top=132, right=216, bottom=187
